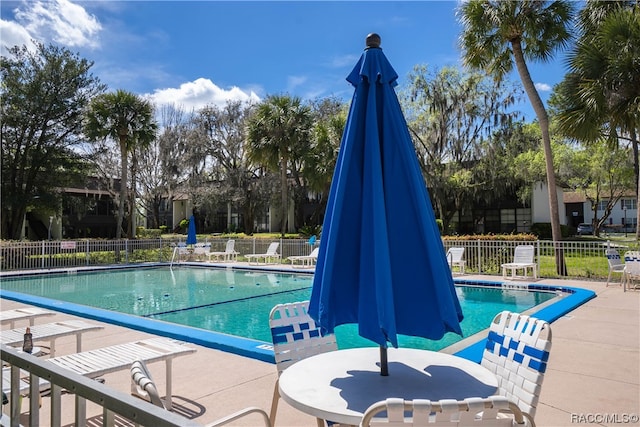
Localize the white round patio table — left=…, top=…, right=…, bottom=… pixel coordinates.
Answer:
left=278, top=347, right=498, bottom=426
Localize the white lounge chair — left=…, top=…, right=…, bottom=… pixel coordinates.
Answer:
left=269, top=301, right=337, bottom=426
left=446, top=247, right=466, bottom=274
left=246, top=242, right=280, bottom=265
left=605, top=248, right=625, bottom=287
left=501, top=245, right=537, bottom=279
left=360, top=396, right=535, bottom=426
left=1, top=320, right=103, bottom=357
left=192, top=243, right=210, bottom=260
left=287, top=247, right=319, bottom=268
left=207, top=239, right=239, bottom=262
left=623, top=251, right=640, bottom=292
left=131, top=359, right=271, bottom=426
left=0, top=307, right=54, bottom=329
left=481, top=311, right=551, bottom=421
left=46, top=337, right=195, bottom=411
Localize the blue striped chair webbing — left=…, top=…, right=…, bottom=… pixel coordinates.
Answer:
left=485, top=330, right=549, bottom=373
left=271, top=322, right=321, bottom=344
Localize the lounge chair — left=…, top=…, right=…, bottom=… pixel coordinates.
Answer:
left=481, top=311, right=551, bottom=421
left=360, top=396, right=535, bottom=426
left=0, top=307, right=54, bottom=329
left=501, top=245, right=537, bottom=279
left=131, top=359, right=271, bottom=426
left=1, top=320, right=103, bottom=357
left=269, top=301, right=337, bottom=426
left=46, top=337, right=196, bottom=411
left=192, top=243, right=210, bottom=261
left=207, top=239, right=239, bottom=262
left=446, top=247, right=466, bottom=274
left=623, top=251, right=640, bottom=292
left=245, top=242, right=280, bottom=265
left=287, top=247, right=319, bottom=268
left=605, top=248, right=625, bottom=287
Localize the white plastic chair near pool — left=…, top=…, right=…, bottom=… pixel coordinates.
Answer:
left=501, top=245, right=537, bottom=280
left=0, top=307, right=54, bottom=328
left=359, top=396, right=534, bottom=426
left=246, top=242, right=280, bottom=265
left=287, top=247, right=319, bottom=267
left=605, top=248, right=626, bottom=287
left=446, top=247, right=466, bottom=274
left=481, top=311, right=551, bottom=422
left=1, top=320, right=103, bottom=357
left=623, top=251, right=640, bottom=291
left=269, top=301, right=337, bottom=427
left=130, top=359, right=271, bottom=426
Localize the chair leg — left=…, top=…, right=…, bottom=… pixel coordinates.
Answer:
left=269, top=379, right=280, bottom=425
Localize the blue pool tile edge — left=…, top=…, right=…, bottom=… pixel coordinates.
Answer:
left=0, top=290, right=276, bottom=364
left=453, top=284, right=596, bottom=363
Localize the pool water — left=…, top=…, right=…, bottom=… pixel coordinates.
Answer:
left=0, top=267, right=555, bottom=351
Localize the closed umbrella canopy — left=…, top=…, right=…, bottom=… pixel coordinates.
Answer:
left=186, top=215, right=197, bottom=245
left=308, top=34, right=463, bottom=374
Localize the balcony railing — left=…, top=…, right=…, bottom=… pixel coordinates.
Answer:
left=1, top=344, right=201, bottom=427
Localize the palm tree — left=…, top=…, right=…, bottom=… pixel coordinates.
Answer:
left=246, top=95, right=312, bottom=235
left=555, top=1, right=640, bottom=239
left=458, top=0, right=575, bottom=274
left=85, top=90, right=157, bottom=238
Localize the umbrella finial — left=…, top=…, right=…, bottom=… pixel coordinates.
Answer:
left=366, top=33, right=381, bottom=49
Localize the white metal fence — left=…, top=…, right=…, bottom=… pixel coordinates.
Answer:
left=0, top=238, right=636, bottom=280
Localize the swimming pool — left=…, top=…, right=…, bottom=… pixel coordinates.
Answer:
left=0, top=266, right=594, bottom=362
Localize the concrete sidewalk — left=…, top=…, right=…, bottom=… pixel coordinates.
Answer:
left=1, top=276, right=639, bottom=426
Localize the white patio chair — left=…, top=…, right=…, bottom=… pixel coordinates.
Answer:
left=446, top=247, right=466, bottom=274
left=269, top=301, right=337, bottom=427
left=623, top=251, right=640, bottom=292
left=501, top=245, right=537, bottom=279
left=287, top=247, right=320, bottom=268
left=360, top=396, right=534, bottom=426
left=246, top=242, right=280, bottom=264
left=207, top=239, right=238, bottom=262
left=605, top=248, right=625, bottom=287
left=481, top=311, right=551, bottom=421
left=131, top=360, right=271, bottom=426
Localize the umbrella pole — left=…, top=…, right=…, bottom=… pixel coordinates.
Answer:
left=380, top=346, right=388, bottom=376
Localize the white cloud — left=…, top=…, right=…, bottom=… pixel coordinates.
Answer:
left=0, top=19, right=37, bottom=55
left=287, top=75, right=308, bottom=92
left=12, top=0, right=101, bottom=49
left=330, top=54, right=360, bottom=68
left=535, top=82, right=552, bottom=92
left=148, top=78, right=261, bottom=111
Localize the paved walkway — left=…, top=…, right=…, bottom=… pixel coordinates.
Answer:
left=1, top=274, right=639, bottom=426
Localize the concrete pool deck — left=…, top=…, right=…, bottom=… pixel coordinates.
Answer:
left=1, top=272, right=639, bottom=426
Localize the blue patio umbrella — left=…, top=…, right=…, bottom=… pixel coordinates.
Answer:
left=186, top=215, right=197, bottom=245
left=308, top=34, right=463, bottom=375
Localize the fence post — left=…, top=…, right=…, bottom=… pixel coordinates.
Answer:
left=477, top=240, right=482, bottom=273
left=41, top=241, right=45, bottom=269
left=125, top=240, right=129, bottom=264
left=86, top=240, right=90, bottom=266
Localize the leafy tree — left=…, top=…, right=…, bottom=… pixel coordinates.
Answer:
left=555, top=0, right=640, bottom=239
left=458, top=0, right=575, bottom=274
left=84, top=90, right=157, bottom=238
left=192, top=100, right=274, bottom=234
left=304, top=97, right=347, bottom=227
left=1, top=43, right=104, bottom=240
left=246, top=95, right=313, bottom=235
left=401, top=65, right=521, bottom=233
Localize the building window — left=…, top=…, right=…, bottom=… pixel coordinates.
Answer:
left=621, top=199, right=636, bottom=210
left=597, top=200, right=609, bottom=211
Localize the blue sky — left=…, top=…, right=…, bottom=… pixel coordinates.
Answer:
left=1, top=1, right=569, bottom=118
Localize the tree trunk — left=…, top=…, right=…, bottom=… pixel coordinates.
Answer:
left=117, top=137, right=128, bottom=240
left=280, top=155, right=288, bottom=236
left=511, top=41, right=566, bottom=275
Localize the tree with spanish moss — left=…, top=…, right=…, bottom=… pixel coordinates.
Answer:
left=458, top=0, right=575, bottom=274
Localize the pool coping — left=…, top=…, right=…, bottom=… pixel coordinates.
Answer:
left=0, top=265, right=596, bottom=364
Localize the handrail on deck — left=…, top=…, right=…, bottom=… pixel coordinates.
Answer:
left=1, top=344, right=200, bottom=427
